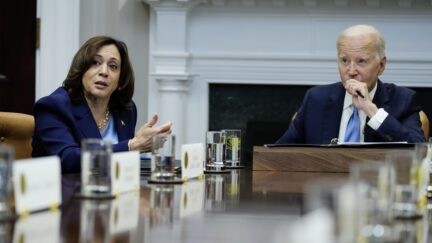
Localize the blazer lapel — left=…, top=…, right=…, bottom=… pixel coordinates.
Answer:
left=322, top=83, right=345, bottom=143
left=114, top=112, right=130, bottom=141
left=364, top=80, right=389, bottom=141
left=72, top=100, right=101, bottom=139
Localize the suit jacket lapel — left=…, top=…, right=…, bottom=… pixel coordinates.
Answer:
left=364, top=80, right=389, bottom=141
left=114, top=113, right=130, bottom=141
left=322, top=83, right=345, bottom=143
left=72, top=99, right=101, bottom=139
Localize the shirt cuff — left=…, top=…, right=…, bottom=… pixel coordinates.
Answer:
left=367, top=108, right=388, bottom=130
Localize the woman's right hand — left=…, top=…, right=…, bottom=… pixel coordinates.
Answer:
left=128, top=114, right=172, bottom=152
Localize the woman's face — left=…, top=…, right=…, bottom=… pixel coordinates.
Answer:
left=82, top=44, right=121, bottom=103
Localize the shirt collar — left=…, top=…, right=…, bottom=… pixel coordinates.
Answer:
left=343, top=81, right=378, bottom=110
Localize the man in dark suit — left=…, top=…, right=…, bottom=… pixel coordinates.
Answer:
left=276, top=25, right=425, bottom=144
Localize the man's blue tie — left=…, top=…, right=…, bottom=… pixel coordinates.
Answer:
left=344, top=106, right=360, bottom=142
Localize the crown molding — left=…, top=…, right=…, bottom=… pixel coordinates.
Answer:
left=196, top=0, right=432, bottom=8
left=143, top=0, right=205, bottom=10
left=189, top=52, right=432, bottom=87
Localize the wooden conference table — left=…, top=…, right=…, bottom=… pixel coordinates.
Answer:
left=3, top=145, right=431, bottom=242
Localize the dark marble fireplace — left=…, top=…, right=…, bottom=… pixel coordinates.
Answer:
left=209, top=84, right=432, bottom=167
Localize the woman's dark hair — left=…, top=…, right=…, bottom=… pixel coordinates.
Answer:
left=63, top=36, right=134, bottom=112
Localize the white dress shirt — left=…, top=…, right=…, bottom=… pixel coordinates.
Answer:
left=338, top=82, right=389, bottom=142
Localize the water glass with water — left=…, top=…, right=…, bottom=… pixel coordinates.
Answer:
left=206, top=131, right=226, bottom=171
left=350, top=161, right=395, bottom=241
left=386, top=151, right=419, bottom=218
left=81, top=139, right=112, bottom=197
left=151, top=134, right=176, bottom=180
left=222, top=129, right=241, bottom=167
left=0, top=145, right=13, bottom=218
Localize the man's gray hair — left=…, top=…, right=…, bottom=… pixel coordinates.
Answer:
left=337, top=24, right=386, bottom=60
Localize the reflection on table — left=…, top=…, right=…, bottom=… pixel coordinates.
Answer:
left=0, top=169, right=430, bottom=243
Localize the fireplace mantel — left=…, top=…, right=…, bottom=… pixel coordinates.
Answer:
left=143, top=0, right=432, bottom=157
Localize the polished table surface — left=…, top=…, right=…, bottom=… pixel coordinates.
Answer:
left=4, top=170, right=432, bottom=242
left=253, top=145, right=413, bottom=172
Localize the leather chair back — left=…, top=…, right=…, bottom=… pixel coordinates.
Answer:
left=0, top=112, right=35, bottom=159
left=420, top=110, right=429, bottom=140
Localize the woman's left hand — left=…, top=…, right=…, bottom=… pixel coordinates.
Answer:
left=128, top=114, right=172, bottom=152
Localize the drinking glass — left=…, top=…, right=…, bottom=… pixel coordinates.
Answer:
left=0, top=145, right=13, bottom=218
left=151, top=134, right=176, bottom=180
left=350, top=161, right=395, bottom=241
left=206, top=131, right=226, bottom=171
left=386, top=151, right=419, bottom=218
left=81, top=139, right=112, bottom=197
left=414, top=143, right=430, bottom=208
left=222, top=129, right=241, bottom=167
left=305, top=178, right=359, bottom=243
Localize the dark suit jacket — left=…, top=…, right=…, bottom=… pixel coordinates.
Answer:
left=276, top=80, right=425, bottom=144
left=32, top=87, right=137, bottom=174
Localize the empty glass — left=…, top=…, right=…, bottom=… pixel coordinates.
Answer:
left=222, top=129, right=241, bottom=167
left=151, top=134, right=176, bottom=180
left=0, top=145, right=13, bottom=218
left=206, top=131, right=226, bottom=171
left=81, top=139, right=113, bottom=197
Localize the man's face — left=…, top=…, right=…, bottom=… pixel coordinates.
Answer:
left=338, top=35, right=386, bottom=91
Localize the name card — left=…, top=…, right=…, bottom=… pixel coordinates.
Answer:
left=181, top=143, right=205, bottom=181
left=13, top=156, right=61, bottom=215
left=13, top=211, right=60, bottom=243
left=111, top=151, right=140, bottom=195
left=110, top=192, right=140, bottom=233
left=180, top=179, right=204, bottom=218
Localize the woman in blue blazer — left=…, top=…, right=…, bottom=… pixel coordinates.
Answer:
left=32, top=36, right=171, bottom=174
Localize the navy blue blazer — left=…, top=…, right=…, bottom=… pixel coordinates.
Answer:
left=32, top=87, right=137, bottom=174
left=276, top=80, right=425, bottom=144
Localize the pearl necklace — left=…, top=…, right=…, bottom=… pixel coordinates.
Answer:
left=97, top=109, right=110, bottom=130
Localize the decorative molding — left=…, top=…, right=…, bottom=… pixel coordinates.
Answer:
left=143, top=0, right=205, bottom=10
left=398, top=0, right=413, bottom=7
left=272, top=0, right=285, bottom=7
left=334, top=0, right=348, bottom=7
left=211, top=0, right=225, bottom=6
left=189, top=52, right=432, bottom=87
left=195, top=0, right=432, bottom=8
left=154, top=76, right=192, bottom=92
left=302, top=0, right=317, bottom=7
left=242, top=0, right=256, bottom=7
left=365, top=0, right=380, bottom=7
left=152, top=51, right=190, bottom=74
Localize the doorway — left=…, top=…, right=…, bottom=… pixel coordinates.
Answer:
left=0, top=0, right=36, bottom=114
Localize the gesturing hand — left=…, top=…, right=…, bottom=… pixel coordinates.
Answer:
left=128, top=114, right=172, bottom=152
